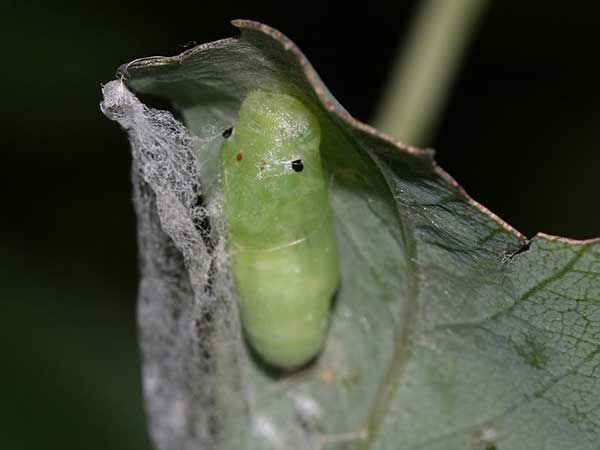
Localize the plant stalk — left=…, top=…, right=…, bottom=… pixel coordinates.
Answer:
left=374, top=0, right=490, bottom=146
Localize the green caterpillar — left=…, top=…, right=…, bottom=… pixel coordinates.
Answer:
left=219, top=90, right=339, bottom=370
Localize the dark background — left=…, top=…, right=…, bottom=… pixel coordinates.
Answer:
left=3, top=1, right=599, bottom=449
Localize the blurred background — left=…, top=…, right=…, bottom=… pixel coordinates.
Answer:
left=2, top=1, right=599, bottom=449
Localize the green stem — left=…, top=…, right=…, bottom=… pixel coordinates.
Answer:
left=373, top=0, right=490, bottom=146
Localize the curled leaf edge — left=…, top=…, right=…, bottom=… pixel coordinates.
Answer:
left=116, top=18, right=599, bottom=247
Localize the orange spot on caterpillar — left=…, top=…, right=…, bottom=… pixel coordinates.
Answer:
left=236, top=153, right=243, bottom=161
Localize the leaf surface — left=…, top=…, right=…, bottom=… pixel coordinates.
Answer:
left=101, top=20, right=600, bottom=450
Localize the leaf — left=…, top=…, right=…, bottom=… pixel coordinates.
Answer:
left=101, top=20, right=600, bottom=450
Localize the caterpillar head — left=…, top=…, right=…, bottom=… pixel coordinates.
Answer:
left=220, top=91, right=327, bottom=249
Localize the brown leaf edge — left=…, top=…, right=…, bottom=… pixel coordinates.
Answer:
left=117, top=19, right=599, bottom=248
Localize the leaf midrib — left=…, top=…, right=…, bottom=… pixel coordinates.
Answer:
left=360, top=158, right=422, bottom=450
